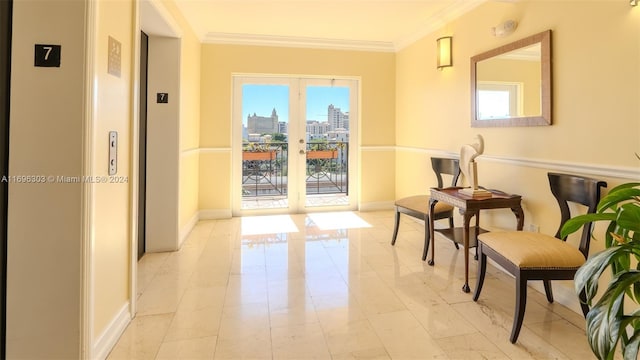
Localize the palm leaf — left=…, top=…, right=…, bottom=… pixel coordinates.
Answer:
left=621, top=311, right=640, bottom=360
left=617, top=203, right=640, bottom=233
left=561, top=213, right=616, bottom=239
left=607, top=182, right=640, bottom=195
left=624, top=331, right=640, bottom=360
left=633, top=262, right=640, bottom=306
left=605, top=220, right=620, bottom=249
left=575, top=245, right=640, bottom=304
left=575, top=246, right=625, bottom=304
left=586, top=271, right=640, bottom=359
left=597, top=188, right=640, bottom=212
left=568, top=181, right=640, bottom=359
left=586, top=294, right=622, bottom=359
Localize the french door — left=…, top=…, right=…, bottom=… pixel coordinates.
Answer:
left=232, top=76, right=358, bottom=215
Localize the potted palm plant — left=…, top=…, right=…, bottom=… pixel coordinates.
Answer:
left=561, top=178, right=640, bottom=360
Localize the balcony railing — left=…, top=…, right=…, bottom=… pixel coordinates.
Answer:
left=242, top=141, right=348, bottom=198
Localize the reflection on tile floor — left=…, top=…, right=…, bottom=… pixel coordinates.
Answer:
left=108, top=211, right=594, bottom=359
left=242, top=194, right=350, bottom=210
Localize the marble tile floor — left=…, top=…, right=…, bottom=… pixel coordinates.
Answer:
left=108, top=210, right=595, bottom=360
left=242, top=194, right=350, bottom=210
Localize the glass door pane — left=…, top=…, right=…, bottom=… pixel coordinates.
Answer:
left=299, top=79, right=357, bottom=210
left=233, top=76, right=357, bottom=215
left=238, top=83, right=292, bottom=211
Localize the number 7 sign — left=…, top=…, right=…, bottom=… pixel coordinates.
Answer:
left=34, top=44, right=61, bottom=67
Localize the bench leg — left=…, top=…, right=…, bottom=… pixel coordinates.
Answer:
left=472, top=243, right=487, bottom=301
left=391, top=209, right=400, bottom=245
left=510, top=273, right=528, bottom=343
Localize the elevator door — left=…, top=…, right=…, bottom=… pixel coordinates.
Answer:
left=0, top=0, right=12, bottom=356
left=138, top=31, right=148, bottom=260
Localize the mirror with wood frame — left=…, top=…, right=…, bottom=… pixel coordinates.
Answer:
left=471, top=30, right=552, bottom=127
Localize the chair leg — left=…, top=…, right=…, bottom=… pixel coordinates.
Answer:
left=511, top=273, right=527, bottom=344
left=422, top=216, right=431, bottom=261
left=472, top=243, right=486, bottom=301
left=543, top=280, right=554, bottom=303
left=449, top=217, right=459, bottom=250
left=391, top=209, right=400, bottom=245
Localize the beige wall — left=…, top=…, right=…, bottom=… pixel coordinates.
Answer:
left=199, top=45, right=396, bottom=212
left=397, top=1, right=638, bottom=164
left=139, top=0, right=201, bottom=252
left=92, top=0, right=135, bottom=346
left=7, top=0, right=201, bottom=356
left=91, top=0, right=201, bottom=354
left=7, top=1, right=87, bottom=357
left=6, top=0, right=137, bottom=356
left=396, top=1, right=639, bottom=311
left=162, top=0, right=201, bottom=238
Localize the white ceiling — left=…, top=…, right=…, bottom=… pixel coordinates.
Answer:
left=172, top=0, right=487, bottom=52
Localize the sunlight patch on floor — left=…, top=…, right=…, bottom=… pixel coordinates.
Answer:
left=241, top=214, right=299, bottom=235
left=307, top=211, right=372, bottom=230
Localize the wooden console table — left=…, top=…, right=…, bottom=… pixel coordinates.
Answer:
left=428, top=187, right=524, bottom=293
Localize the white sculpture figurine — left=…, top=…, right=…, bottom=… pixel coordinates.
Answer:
left=459, top=134, right=491, bottom=197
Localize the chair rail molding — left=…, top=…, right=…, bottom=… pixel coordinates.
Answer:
left=395, top=146, right=640, bottom=181
left=483, top=154, right=639, bottom=181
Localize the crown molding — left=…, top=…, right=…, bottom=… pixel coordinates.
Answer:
left=203, top=32, right=396, bottom=52
left=394, top=0, right=485, bottom=51
left=201, top=0, right=487, bottom=52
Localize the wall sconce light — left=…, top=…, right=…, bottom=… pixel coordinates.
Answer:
left=631, top=0, right=638, bottom=6
left=437, top=36, right=452, bottom=69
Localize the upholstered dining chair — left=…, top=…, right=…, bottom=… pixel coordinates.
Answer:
left=473, top=172, right=607, bottom=343
left=391, top=157, right=460, bottom=261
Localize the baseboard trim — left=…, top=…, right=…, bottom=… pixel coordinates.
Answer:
left=92, top=302, right=131, bottom=360
left=179, top=211, right=199, bottom=248
left=199, top=208, right=233, bottom=219
left=359, top=201, right=394, bottom=212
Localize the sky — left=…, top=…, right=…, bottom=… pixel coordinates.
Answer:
left=242, top=84, right=349, bottom=125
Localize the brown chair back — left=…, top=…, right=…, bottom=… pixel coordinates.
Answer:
left=431, top=157, right=460, bottom=188
left=548, top=172, right=607, bottom=258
